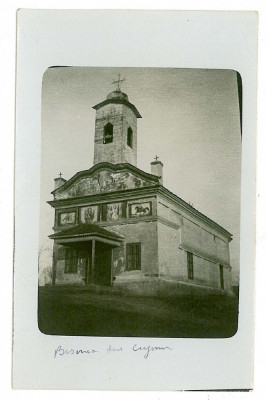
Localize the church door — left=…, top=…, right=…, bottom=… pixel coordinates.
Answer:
left=94, top=242, right=112, bottom=286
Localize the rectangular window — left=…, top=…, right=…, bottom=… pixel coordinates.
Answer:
left=219, top=265, right=224, bottom=290
left=187, top=252, right=194, bottom=280
left=64, top=248, right=78, bottom=274
left=126, top=243, right=141, bottom=271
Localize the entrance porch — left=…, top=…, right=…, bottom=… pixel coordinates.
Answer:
left=49, top=223, right=124, bottom=286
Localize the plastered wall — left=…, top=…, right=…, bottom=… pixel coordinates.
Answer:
left=94, top=104, right=137, bottom=166
left=107, top=220, right=158, bottom=276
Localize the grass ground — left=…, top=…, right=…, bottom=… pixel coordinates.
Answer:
left=38, top=285, right=239, bottom=338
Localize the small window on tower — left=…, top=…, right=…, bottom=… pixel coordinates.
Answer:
left=127, top=127, right=133, bottom=148
left=103, top=123, right=113, bottom=144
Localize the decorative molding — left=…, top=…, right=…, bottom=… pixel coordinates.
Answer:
left=179, top=243, right=231, bottom=270
left=48, top=187, right=158, bottom=208
left=92, top=97, right=142, bottom=118
left=157, top=216, right=181, bottom=230
left=55, top=235, right=122, bottom=247
left=52, top=162, right=159, bottom=195
left=54, top=170, right=156, bottom=200
left=98, top=216, right=158, bottom=228
left=158, top=201, right=169, bottom=209
left=50, top=177, right=232, bottom=242
left=53, top=216, right=158, bottom=232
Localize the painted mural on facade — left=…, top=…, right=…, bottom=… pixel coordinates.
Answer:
left=130, top=202, right=151, bottom=217
left=80, top=206, right=98, bottom=223
left=106, top=202, right=124, bottom=221
left=59, top=212, right=76, bottom=225
left=54, top=170, right=156, bottom=200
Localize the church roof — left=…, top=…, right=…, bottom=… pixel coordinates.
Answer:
left=92, top=95, right=142, bottom=118
left=49, top=223, right=124, bottom=242
left=158, top=185, right=233, bottom=240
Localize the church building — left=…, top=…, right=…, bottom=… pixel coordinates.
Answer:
left=48, top=77, right=233, bottom=296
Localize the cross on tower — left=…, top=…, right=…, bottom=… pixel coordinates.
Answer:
left=112, top=74, right=126, bottom=92
left=59, top=172, right=63, bottom=178
left=154, top=155, right=159, bottom=161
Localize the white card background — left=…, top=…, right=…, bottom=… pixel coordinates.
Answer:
left=13, top=9, right=257, bottom=390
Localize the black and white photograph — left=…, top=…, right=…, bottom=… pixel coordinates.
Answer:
left=12, top=9, right=257, bottom=391
left=38, top=67, right=241, bottom=338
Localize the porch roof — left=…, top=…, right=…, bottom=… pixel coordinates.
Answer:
left=49, top=223, right=124, bottom=245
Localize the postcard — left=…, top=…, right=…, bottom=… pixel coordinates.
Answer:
left=13, top=9, right=257, bottom=390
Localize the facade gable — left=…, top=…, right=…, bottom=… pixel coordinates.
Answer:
left=53, top=165, right=159, bottom=200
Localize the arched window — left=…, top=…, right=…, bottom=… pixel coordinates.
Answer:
left=127, top=127, right=133, bottom=148
left=103, top=123, right=113, bottom=144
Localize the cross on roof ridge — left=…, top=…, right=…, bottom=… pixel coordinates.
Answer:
left=112, top=74, right=126, bottom=92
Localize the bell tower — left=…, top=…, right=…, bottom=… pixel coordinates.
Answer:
left=92, top=75, right=142, bottom=167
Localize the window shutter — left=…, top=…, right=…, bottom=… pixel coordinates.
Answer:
left=187, top=252, right=193, bottom=279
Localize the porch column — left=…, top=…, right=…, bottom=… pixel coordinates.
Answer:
left=91, top=240, right=95, bottom=284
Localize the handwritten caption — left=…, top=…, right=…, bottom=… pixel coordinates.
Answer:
left=54, top=344, right=172, bottom=360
